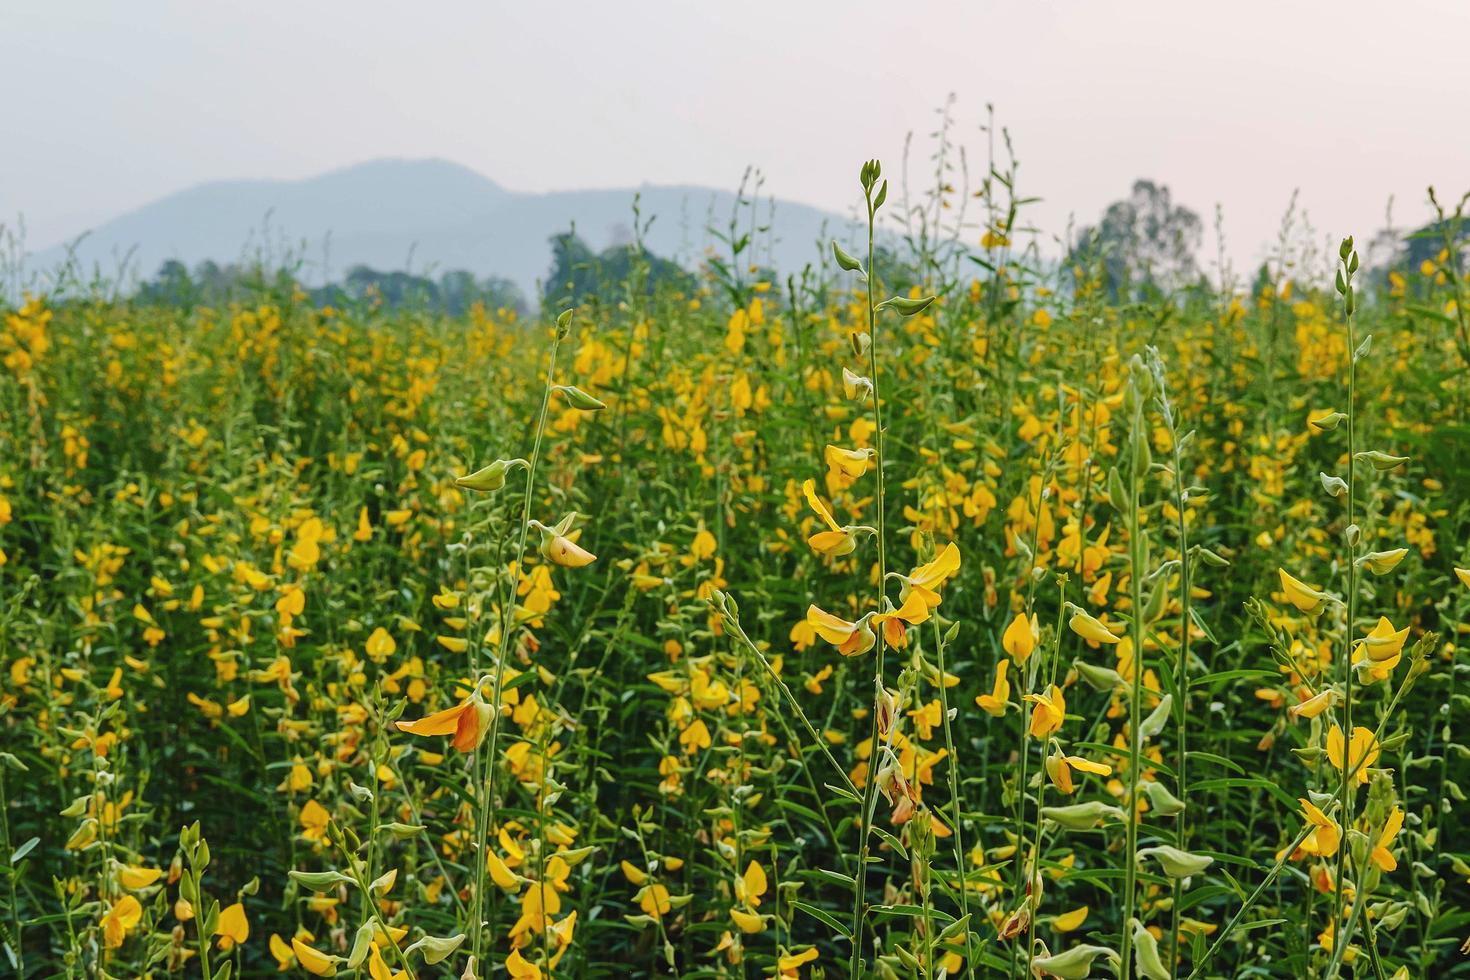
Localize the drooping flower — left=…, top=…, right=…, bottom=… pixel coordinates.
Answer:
left=871, top=589, right=930, bottom=647
left=901, top=542, right=961, bottom=607
left=1288, top=688, right=1338, bottom=721
left=1002, top=611, right=1039, bottom=662
left=1068, top=608, right=1120, bottom=645
left=1045, top=750, right=1112, bottom=795
left=395, top=693, right=494, bottom=754
left=1370, top=806, right=1404, bottom=872
left=1278, top=568, right=1331, bottom=613
left=824, top=444, right=875, bottom=483
left=805, top=605, right=876, bottom=657
left=801, top=479, right=857, bottom=557
left=975, top=660, right=1011, bottom=718
left=293, top=936, right=340, bottom=976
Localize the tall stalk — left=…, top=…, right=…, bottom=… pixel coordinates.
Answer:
left=849, top=159, right=889, bottom=976
left=1329, top=239, right=1359, bottom=970
left=1118, top=357, right=1151, bottom=978
left=1149, top=347, right=1195, bottom=975
left=1328, top=238, right=1363, bottom=977
left=471, top=311, right=567, bottom=966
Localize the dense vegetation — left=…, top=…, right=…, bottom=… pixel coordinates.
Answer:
left=2, top=161, right=1469, bottom=979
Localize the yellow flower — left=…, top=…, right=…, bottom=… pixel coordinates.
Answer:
left=805, top=605, right=876, bottom=657
left=299, top=798, right=330, bottom=841
left=1068, top=609, right=1120, bottom=645
left=506, top=947, right=542, bottom=979
left=779, top=946, right=820, bottom=977
left=545, top=532, right=596, bottom=568
left=353, top=506, right=373, bottom=542
left=801, top=479, right=858, bottom=557
left=824, top=444, right=875, bottom=482
left=1371, top=806, right=1404, bottom=872
left=1002, top=611, right=1039, bottom=662
left=730, top=906, right=765, bottom=933
left=365, top=627, right=396, bottom=660
left=1326, top=725, right=1380, bottom=786
left=1022, top=685, right=1066, bottom=739
left=1288, top=688, right=1337, bottom=720
left=1296, top=798, right=1341, bottom=858
left=101, top=894, right=143, bottom=948
left=871, top=589, right=930, bottom=647
left=1456, top=567, right=1470, bottom=589
left=1278, top=568, right=1330, bottom=613
left=116, top=865, right=163, bottom=890
left=1045, top=750, right=1111, bottom=795
left=975, top=660, right=1011, bottom=718
left=293, top=936, right=339, bottom=976
left=903, top=542, right=961, bottom=607
left=637, top=882, right=672, bottom=918
left=214, top=901, right=249, bottom=950
left=1352, top=616, right=1409, bottom=683
left=1052, top=906, right=1089, bottom=932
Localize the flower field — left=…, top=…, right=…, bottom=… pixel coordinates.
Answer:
left=3, top=166, right=1470, bottom=979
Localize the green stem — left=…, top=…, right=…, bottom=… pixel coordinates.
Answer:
left=1119, top=383, right=1147, bottom=978
left=473, top=318, right=564, bottom=965
left=850, top=175, right=889, bottom=977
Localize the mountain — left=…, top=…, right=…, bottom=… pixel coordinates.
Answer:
left=26, top=159, right=861, bottom=299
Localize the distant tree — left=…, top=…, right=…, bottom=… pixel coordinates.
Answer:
left=1070, top=180, right=1203, bottom=300
left=543, top=231, right=694, bottom=308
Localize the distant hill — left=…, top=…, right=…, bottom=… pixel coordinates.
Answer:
left=25, top=159, right=861, bottom=298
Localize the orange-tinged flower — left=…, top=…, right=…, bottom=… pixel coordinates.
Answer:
left=872, top=589, right=930, bottom=647
left=805, top=605, right=876, bottom=657
left=1022, top=685, right=1066, bottom=739
left=506, top=947, right=542, bottom=979
left=396, top=695, right=493, bottom=754
left=637, top=882, right=672, bottom=918
left=1045, top=750, right=1111, bottom=795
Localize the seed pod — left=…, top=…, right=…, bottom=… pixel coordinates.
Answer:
left=832, top=240, right=863, bottom=273
left=1144, top=781, right=1186, bottom=817
left=1041, top=801, right=1126, bottom=830
left=1029, top=944, right=1120, bottom=980
left=1132, top=918, right=1171, bottom=980
left=1355, top=450, right=1409, bottom=471
left=1319, top=472, right=1348, bottom=498
left=556, top=384, right=606, bottom=412
left=405, top=933, right=467, bottom=965
left=1137, top=844, right=1213, bottom=878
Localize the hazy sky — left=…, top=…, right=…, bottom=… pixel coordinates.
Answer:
left=6, top=0, right=1469, bottom=274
